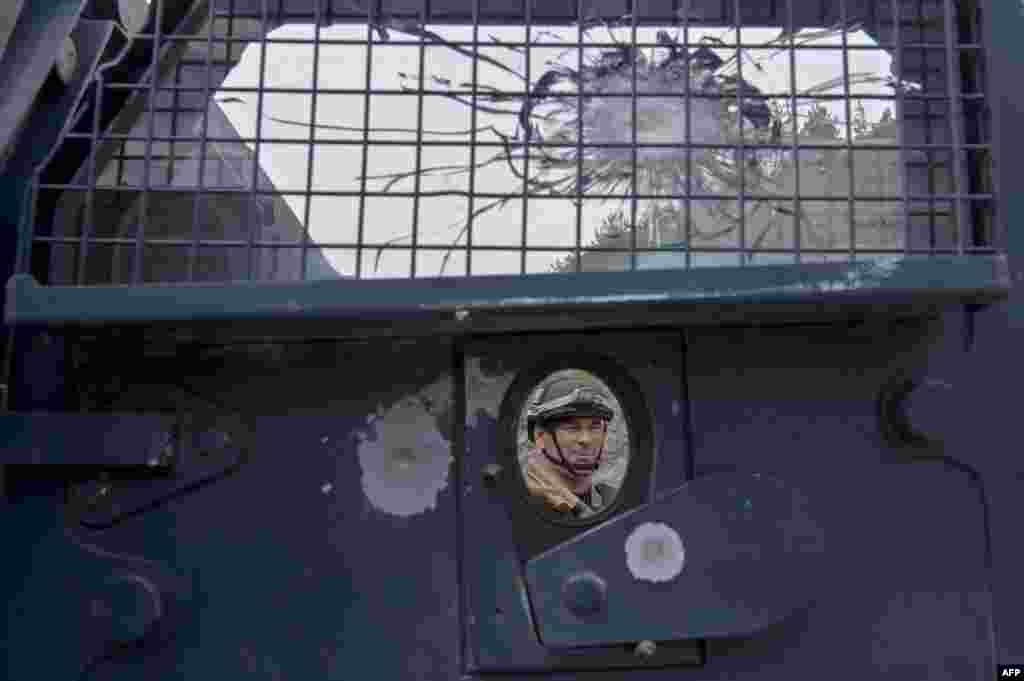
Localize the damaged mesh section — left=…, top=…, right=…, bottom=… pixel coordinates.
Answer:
left=26, top=0, right=994, bottom=285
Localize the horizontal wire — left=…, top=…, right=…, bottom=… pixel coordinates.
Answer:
left=33, top=237, right=995, bottom=254
left=34, top=185, right=997, bottom=201
left=101, top=84, right=989, bottom=99
left=57, top=135, right=993, bottom=150
left=157, top=34, right=986, bottom=51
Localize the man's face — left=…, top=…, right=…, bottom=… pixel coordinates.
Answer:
left=537, top=416, right=608, bottom=476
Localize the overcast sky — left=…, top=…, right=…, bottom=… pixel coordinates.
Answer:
left=216, top=23, right=897, bottom=277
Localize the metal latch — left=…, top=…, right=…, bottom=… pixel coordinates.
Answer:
left=523, top=472, right=825, bottom=648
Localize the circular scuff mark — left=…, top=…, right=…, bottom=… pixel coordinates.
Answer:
left=357, top=397, right=453, bottom=517
left=625, top=522, right=686, bottom=583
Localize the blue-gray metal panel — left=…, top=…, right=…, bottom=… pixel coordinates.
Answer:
left=525, top=472, right=825, bottom=647
left=3, top=340, right=463, bottom=681
left=987, top=0, right=1024, bottom=324
left=0, top=412, right=173, bottom=466
left=684, top=321, right=997, bottom=680
left=4, top=255, right=1011, bottom=328
left=912, top=303, right=1024, bottom=668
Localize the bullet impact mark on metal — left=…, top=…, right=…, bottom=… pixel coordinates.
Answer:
left=625, top=522, right=686, bottom=583
left=356, top=395, right=453, bottom=517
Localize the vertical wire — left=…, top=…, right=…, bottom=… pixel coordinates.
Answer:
left=973, top=0, right=997, bottom=250
left=188, top=0, right=216, bottom=282
left=520, top=0, right=532, bottom=275
left=733, top=0, right=745, bottom=265
left=840, top=0, right=856, bottom=261
left=892, top=0, right=910, bottom=256
left=573, top=0, right=583, bottom=274
left=223, top=0, right=237, bottom=194
left=683, top=0, right=692, bottom=269
left=961, top=4, right=984, bottom=250
left=918, top=0, right=936, bottom=252
left=15, top=166, right=38, bottom=279
left=300, top=2, right=323, bottom=280
left=113, top=141, right=128, bottom=281
left=409, top=0, right=429, bottom=277
left=629, top=0, right=638, bottom=271
left=466, top=0, right=479, bottom=275
left=787, top=0, right=800, bottom=263
left=134, top=0, right=165, bottom=283
left=942, top=0, right=968, bottom=255
left=355, top=0, right=376, bottom=277
left=169, top=61, right=182, bottom=186
left=247, top=0, right=270, bottom=281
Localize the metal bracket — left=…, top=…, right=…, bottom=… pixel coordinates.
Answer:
left=523, top=472, right=825, bottom=648
left=0, top=1, right=91, bottom=166
left=1, top=411, right=245, bottom=528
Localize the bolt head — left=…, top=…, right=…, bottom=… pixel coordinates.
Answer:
left=634, top=640, right=657, bottom=657
left=55, top=37, right=77, bottom=84
left=562, top=571, right=607, bottom=618
left=481, top=463, right=503, bottom=486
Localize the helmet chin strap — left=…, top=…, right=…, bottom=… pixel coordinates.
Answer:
left=541, top=425, right=606, bottom=481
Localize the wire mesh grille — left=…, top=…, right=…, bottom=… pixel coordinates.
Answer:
left=25, top=0, right=995, bottom=285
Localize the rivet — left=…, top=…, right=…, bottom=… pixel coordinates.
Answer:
left=481, top=463, right=503, bottom=487
left=562, top=571, right=607, bottom=618
left=55, top=36, right=77, bottom=84
left=634, top=640, right=657, bottom=657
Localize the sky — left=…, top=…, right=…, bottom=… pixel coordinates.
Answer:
left=216, top=22, right=900, bottom=278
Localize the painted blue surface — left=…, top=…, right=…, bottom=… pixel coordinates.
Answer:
left=2, top=0, right=1023, bottom=679
left=3, top=320, right=1018, bottom=679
